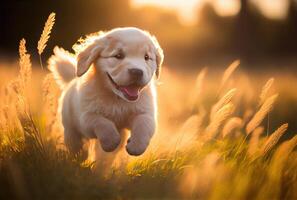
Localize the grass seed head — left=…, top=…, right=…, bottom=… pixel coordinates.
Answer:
left=246, top=94, right=278, bottom=134
left=37, top=12, right=56, bottom=55
left=211, top=88, right=237, bottom=120
left=260, top=123, right=288, bottom=156
left=19, top=39, right=32, bottom=89
left=259, top=78, right=274, bottom=107
left=222, top=117, right=243, bottom=138
left=220, top=59, right=240, bottom=90
left=205, top=103, right=235, bottom=140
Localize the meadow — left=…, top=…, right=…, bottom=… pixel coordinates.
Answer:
left=0, top=13, right=297, bottom=200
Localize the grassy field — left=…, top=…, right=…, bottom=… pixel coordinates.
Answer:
left=1, top=14, right=297, bottom=200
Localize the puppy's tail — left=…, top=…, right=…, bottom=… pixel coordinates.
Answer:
left=48, top=46, right=76, bottom=89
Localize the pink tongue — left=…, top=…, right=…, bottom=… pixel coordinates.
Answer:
left=120, top=86, right=139, bottom=97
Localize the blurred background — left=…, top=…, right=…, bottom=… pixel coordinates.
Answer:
left=0, top=0, right=296, bottom=70
left=1, top=0, right=297, bottom=136
left=2, top=2, right=297, bottom=198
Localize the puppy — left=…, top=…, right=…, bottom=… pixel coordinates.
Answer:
left=48, top=27, right=164, bottom=156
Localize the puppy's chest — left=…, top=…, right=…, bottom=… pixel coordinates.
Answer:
left=88, top=98, right=141, bottom=128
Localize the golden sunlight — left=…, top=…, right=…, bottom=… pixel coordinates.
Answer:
left=131, top=0, right=202, bottom=25
left=212, top=0, right=241, bottom=17
left=2, top=1, right=297, bottom=199
left=131, top=0, right=242, bottom=25
left=251, top=0, right=289, bottom=20
left=131, top=0, right=289, bottom=25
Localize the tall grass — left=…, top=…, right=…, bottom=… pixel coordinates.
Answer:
left=0, top=14, right=297, bottom=200
left=37, top=12, right=56, bottom=69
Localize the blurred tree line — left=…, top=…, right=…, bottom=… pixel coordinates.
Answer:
left=0, top=0, right=296, bottom=69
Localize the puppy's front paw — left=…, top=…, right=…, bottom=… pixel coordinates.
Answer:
left=126, top=138, right=149, bottom=156
left=99, top=132, right=121, bottom=152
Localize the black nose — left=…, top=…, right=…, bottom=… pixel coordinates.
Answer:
left=128, top=68, right=143, bottom=81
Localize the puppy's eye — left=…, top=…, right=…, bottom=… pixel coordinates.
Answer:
left=114, top=52, right=125, bottom=59
left=144, top=54, right=150, bottom=61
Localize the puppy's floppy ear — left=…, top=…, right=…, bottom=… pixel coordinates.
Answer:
left=151, top=36, right=164, bottom=79
left=76, top=40, right=104, bottom=77
left=155, top=47, right=164, bottom=79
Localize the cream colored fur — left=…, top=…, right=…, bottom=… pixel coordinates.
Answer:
left=48, top=27, right=163, bottom=158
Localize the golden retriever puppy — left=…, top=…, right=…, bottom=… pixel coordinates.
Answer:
left=48, top=27, right=163, bottom=156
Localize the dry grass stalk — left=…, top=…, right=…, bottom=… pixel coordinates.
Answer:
left=179, top=114, right=204, bottom=136
left=260, top=123, right=288, bottom=156
left=176, top=109, right=206, bottom=149
left=10, top=39, right=33, bottom=116
left=196, top=106, right=206, bottom=134
left=37, top=12, right=56, bottom=69
left=246, top=94, right=278, bottom=135
left=18, top=112, right=45, bottom=154
left=0, top=83, right=20, bottom=129
left=195, top=68, right=207, bottom=96
left=0, top=105, right=9, bottom=130
left=205, top=103, right=235, bottom=139
left=15, top=39, right=44, bottom=150
left=19, top=39, right=32, bottom=90
left=177, top=115, right=200, bottom=149
left=179, top=115, right=199, bottom=135
left=42, top=74, right=60, bottom=132
left=37, top=13, right=55, bottom=55
left=261, top=134, right=297, bottom=199
left=220, top=59, right=240, bottom=90
left=211, top=88, right=237, bottom=120
left=259, top=78, right=274, bottom=107
left=270, top=134, right=297, bottom=168
left=247, top=126, right=264, bottom=156
left=286, top=134, right=297, bottom=152
left=191, top=68, right=207, bottom=108
left=222, top=117, right=243, bottom=138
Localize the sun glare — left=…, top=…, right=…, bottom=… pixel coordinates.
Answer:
left=212, top=0, right=241, bottom=17
left=251, top=0, right=289, bottom=20
left=131, top=0, right=241, bottom=25
left=131, top=0, right=289, bottom=25
left=131, top=0, right=202, bottom=25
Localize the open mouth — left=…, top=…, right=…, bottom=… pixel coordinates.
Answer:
left=107, top=73, right=142, bottom=101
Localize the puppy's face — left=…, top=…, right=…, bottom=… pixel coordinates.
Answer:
left=76, top=28, right=164, bottom=102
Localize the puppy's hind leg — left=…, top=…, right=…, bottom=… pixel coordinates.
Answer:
left=64, top=128, right=83, bottom=155
left=91, top=129, right=129, bottom=175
